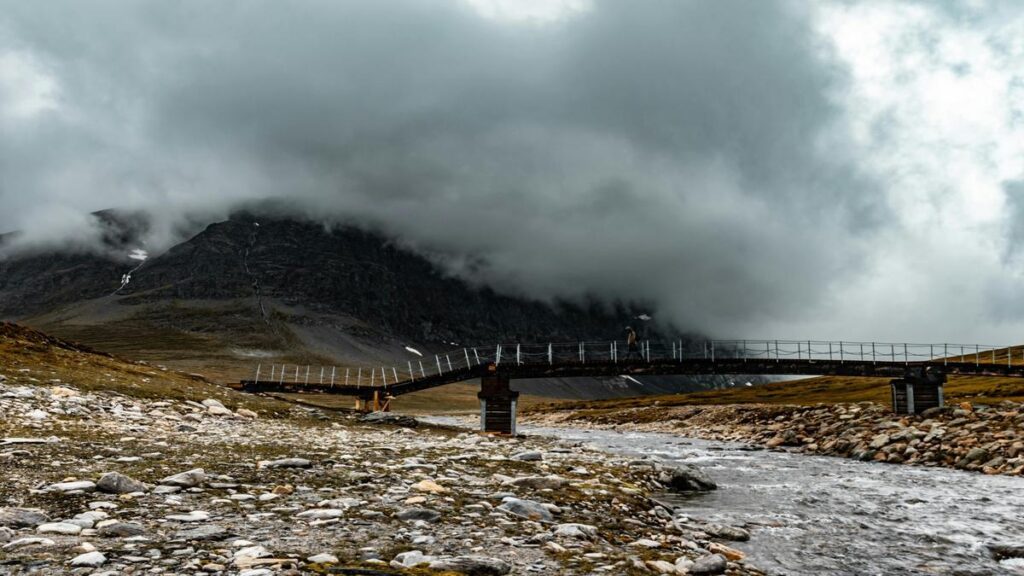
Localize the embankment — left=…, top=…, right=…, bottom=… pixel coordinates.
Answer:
left=527, top=401, right=1024, bottom=477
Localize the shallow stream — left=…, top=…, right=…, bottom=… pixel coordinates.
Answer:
left=430, top=417, right=1024, bottom=575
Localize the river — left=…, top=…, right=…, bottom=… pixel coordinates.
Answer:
left=427, top=417, right=1024, bottom=575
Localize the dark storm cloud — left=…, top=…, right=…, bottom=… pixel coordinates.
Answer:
left=0, top=0, right=885, bottom=335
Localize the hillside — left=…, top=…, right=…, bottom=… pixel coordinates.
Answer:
left=0, top=211, right=740, bottom=400
left=0, top=322, right=288, bottom=413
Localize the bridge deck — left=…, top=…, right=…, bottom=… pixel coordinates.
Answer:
left=231, top=357, right=1024, bottom=399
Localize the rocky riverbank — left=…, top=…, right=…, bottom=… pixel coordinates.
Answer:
left=527, top=401, right=1024, bottom=477
left=0, top=377, right=765, bottom=576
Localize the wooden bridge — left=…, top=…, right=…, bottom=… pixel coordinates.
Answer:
left=231, top=340, right=1024, bottom=434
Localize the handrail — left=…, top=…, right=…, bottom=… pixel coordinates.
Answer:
left=247, top=339, right=1022, bottom=389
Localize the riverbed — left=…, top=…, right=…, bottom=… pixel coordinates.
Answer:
left=429, top=417, right=1024, bottom=575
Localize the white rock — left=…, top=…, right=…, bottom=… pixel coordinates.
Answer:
left=3, top=537, right=55, bottom=550
left=37, top=522, right=82, bottom=535
left=208, top=405, right=234, bottom=417
left=70, top=551, right=106, bottom=567
left=160, top=468, right=205, bottom=487
left=166, top=511, right=210, bottom=522
left=27, top=409, right=48, bottom=420
left=46, top=480, right=96, bottom=493
left=391, top=550, right=434, bottom=568
left=296, top=509, right=345, bottom=520
left=553, top=523, right=598, bottom=540
left=307, top=553, right=338, bottom=564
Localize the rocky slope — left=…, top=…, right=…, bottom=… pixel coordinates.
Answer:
left=0, top=374, right=766, bottom=576
left=528, top=401, right=1024, bottom=477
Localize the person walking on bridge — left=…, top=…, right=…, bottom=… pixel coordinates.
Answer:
left=625, top=326, right=642, bottom=361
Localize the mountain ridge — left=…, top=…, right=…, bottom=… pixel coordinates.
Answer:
left=0, top=210, right=754, bottom=399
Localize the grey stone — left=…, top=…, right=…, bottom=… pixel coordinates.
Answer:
left=428, top=555, right=512, bottom=576
left=70, top=551, right=106, bottom=567
left=391, top=550, right=434, bottom=568
left=507, top=475, right=567, bottom=490
left=989, top=543, right=1024, bottom=560
left=45, top=480, right=96, bottom=493
left=690, top=554, right=728, bottom=575
left=0, top=508, right=48, bottom=528
left=497, top=498, right=554, bottom=522
left=2, top=537, right=55, bottom=550
left=97, top=472, right=147, bottom=494
left=260, top=458, right=311, bottom=469
left=37, top=522, right=82, bottom=535
left=98, top=522, right=146, bottom=537
left=700, top=523, right=750, bottom=542
left=359, top=412, right=419, bottom=427
left=665, top=465, right=717, bottom=492
left=552, top=523, right=598, bottom=540
left=395, top=508, right=441, bottom=523
left=510, top=451, right=543, bottom=461
left=160, top=468, right=206, bottom=487
left=174, top=525, right=232, bottom=541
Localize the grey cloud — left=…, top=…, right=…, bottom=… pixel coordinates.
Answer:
left=0, top=0, right=886, bottom=336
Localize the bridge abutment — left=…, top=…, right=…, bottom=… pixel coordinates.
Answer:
left=478, top=371, right=519, bottom=435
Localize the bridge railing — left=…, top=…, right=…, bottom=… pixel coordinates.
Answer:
left=247, top=339, right=1021, bottom=390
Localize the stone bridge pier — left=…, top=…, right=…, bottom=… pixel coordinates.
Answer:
left=478, top=369, right=519, bottom=435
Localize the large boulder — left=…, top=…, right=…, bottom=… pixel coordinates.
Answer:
left=96, top=472, right=147, bottom=494
left=497, top=498, right=554, bottom=522
left=0, top=508, right=48, bottom=528
left=664, top=465, right=717, bottom=492
left=689, top=553, right=728, bottom=575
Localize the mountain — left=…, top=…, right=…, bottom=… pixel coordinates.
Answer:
left=0, top=210, right=751, bottom=399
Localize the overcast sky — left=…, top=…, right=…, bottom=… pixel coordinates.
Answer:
left=1, top=0, right=1022, bottom=343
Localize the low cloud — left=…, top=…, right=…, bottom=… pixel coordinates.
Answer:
left=0, top=0, right=1021, bottom=342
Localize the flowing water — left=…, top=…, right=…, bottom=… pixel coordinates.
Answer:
left=429, top=418, right=1024, bottom=575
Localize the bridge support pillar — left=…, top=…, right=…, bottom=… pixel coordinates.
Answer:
left=891, top=370, right=945, bottom=415
left=478, top=373, right=519, bottom=435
